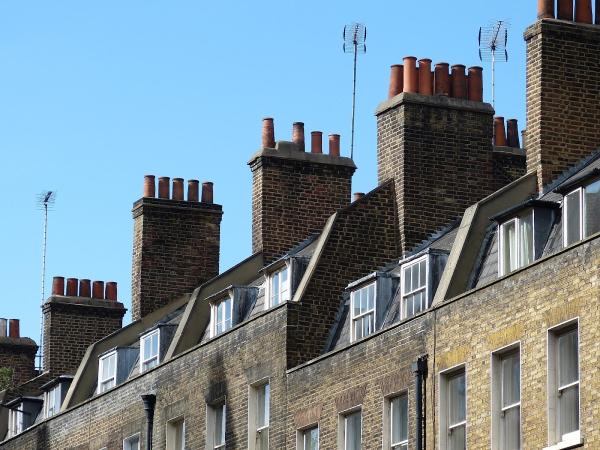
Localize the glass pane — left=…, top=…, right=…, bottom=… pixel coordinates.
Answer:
left=502, top=352, right=520, bottom=407
left=411, top=264, right=419, bottom=292
left=256, top=427, right=268, bottom=450
left=391, top=395, right=408, bottom=444
left=448, top=372, right=466, bottom=425
left=367, top=284, right=375, bottom=310
left=519, top=212, right=534, bottom=267
left=271, top=272, right=280, bottom=306
left=500, top=406, right=520, bottom=450
left=353, top=292, right=361, bottom=317
left=501, top=221, right=517, bottom=274
left=565, top=191, right=582, bottom=245
left=559, top=384, right=579, bottom=437
left=360, top=287, right=368, bottom=312
left=354, top=319, right=362, bottom=340
left=448, top=424, right=466, bottom=450
left=215, top=405, right=225, bottom=445
left=281, top=268, right=290, bottom=302
left=403, top=266, right=411, bottom=293
left=345, top=411, right=361, bottom=450
left=257, top=384, right=270, bottom=427
left=419, top=260, right=426, bottom=287
left=304, top=427, right=319, bottom=450
left=585, top=180, right=600, bottom=237
left=558, top=329, right=579, bottom=387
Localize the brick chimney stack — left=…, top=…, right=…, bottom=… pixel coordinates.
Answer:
left=526, top=0, right=600, bottom=190
left=377, top=58, right=524, bottom=254
left=0, top=318, right=37, bottom=387
left=43, top=276, right=126, bottom=375
left=249, top=118, right=356, bottom=263
left=132, top=175, right=223, bottom=320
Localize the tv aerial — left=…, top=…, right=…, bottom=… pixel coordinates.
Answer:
left=343, top=22, right=366, bottom=160
left=479, top=20, right=509, bottom=110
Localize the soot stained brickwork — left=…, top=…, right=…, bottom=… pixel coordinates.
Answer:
left=376, top=93, right=497, bottom=254
left=249, top=146, right=355, bottom=264
left=131, top=198, right=222, bottom=320
left=492, top=148, right=527, bottom=188
left=0, top=338, right=37, bottom=388
left=525, top=19, right=600, bottom=190
left=42, top=297, right=125, bottom=375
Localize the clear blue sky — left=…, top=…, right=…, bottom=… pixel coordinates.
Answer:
left=0, top=1, right=534, bottom=341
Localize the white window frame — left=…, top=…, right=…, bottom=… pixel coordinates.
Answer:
left=45, top=383, right=61, bottom=418
left=382, top=392, right=409, bottom=450
left=98, top=351, right=117, bottom=393
left=206, top=401, right=226, bottom=450
left=248, top=381, right=270, bottom=450
left=337, top=408, right=362, bottom=450
left=401, top=255, right=429, bottom=319
left=350, top=282, right=376, bottom=342
left=563, top=187, right=584, bottom=247
left=123, top=433, right=140, bottom=450
left=545, top=319, right=581, bottom=450
left=166, top=416, right=186, bottom=450
left=140, top=329, right=160, bottom=373
left=211, top=296, right=233, bottom=337
left=439, top=365, right=467, bottom=450
left=498, top=210, right=535, bottom=276
left=491, top=343, right=521, bottom=450
left=296, top=423, right=319, bottom=450
left=266, top=264, right=290, bottom=308
left=8, top=404, right=24, bottom=437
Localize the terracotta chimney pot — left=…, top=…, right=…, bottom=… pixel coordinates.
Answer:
left=434, top=63, right=450, bottom=96
left=0, top=319, right=7, bottom=337
left=92, top=281, right=105, bottom=300
left=172, top=178, right=184, bottom=201
left=494, top=117, right=507, bottom=146
left=187, top=180, right=199, bottom=202
left=467, top=67, right=484, bottom=102
left=353, top=192, right=365, bottom=202
left=8, top=319, right=19, bottom=338
left=451, top=65, right=467, bottom=100
left=557, top=0, right=574, bottom=20
left=262, top=118, right=275, bottom=148
left=329, top=134, right=341, bottom=157
left=311, top=131, right=323, bottom=154
left=105, top=282, right=118, bottom=301
left=66, top=278, right=78, bottom=296
left=418, top=59, right=433, bottom=95
left=403, top=57, right=418, bottom=93
left=538, top=0, right=555, bottom=18
left=292, top=122, right=305, bottom=151
left=388, top=65, right=404, bottom=98
left=158, top=177, right=170, bottom=199
left=202, top=182, right=214, bottom=204
left=79, top=279, right=91, bottom=297
left=52, top=276, right=65, bottom=296
left=507, top=119, right=521, bottom=148
left=143, top=175, right=156, bottom=198
left=575, top=0, right=593, bottom=23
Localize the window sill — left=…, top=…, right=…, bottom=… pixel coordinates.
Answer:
left=543, top=436, right=584, bottom=450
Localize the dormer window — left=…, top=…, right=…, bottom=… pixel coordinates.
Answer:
left=140, top=329, right=160, bottom=372
left=98, top=351, right=117, bottom=393
left=563, top=179, right=600, bottom=246
left=45, top=384, right=60, bottom=418
left=351, top=282, right=375, bottom=341
left=267, top=265, right=289, bottom=308
left=401, top=256, right=428, bottom=319
left=499, top=210, right=533, bottom=276
left=8, top=404, right=24, bottom=437
left=211, top=296, right=233, bottom=337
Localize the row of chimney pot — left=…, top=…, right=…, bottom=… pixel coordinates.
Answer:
left=494, top=117, right=521, bottom=148
left=143, top=176, right=214, bottom=204
left=262, top=118, right=341, bottom=157
left=388, top=58, right=484, bottom=102
left=51, top=276, right=118, bottom=301
left=538, top=0, right=600, bottom=24
left=0, top=318, right=20, bottom=338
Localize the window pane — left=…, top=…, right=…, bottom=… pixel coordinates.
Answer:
left=303, top=426, right=319, bottom=450
left=559, top=385, right=579, bottom=437
left=519, top=212, right=534, bottom=266
left=558, top=329, right=579, bottom=387
left=257, top=383, right=270, bottom=428
left=585, top=179, right=600, bottom=237
left=502, top=352, right=520, bottom=407
left=448, top=372, right=466, bottom=425
left=367, top=284, right=375, bottom=310
left=404, top=266, right=411, bottom=293
left=565, top=191, right=582, bottom=245
left=345, top=411, right=361, bottom=450
left=500, top=406, right=520, bottom=450
left=271, top=272, right=280, bottom=306
left=411, top=264, right=419, bottom=291
left=501, top=221, right=517, bottom=273
left=256, top=427, right=268, bottom=450
left=215, top=405, right=225, bottom=445
left=391, top=395, right=408, bottom=444
left=419, top=260, right=426, bottom=287
left=449, top=424, right=466, bottom=450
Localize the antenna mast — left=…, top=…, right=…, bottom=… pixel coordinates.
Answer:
left=343, top=22, right=366, bottom=160
left=36, top=191, right=56, bottom=371
left=478, top=20, right=509, bottom=110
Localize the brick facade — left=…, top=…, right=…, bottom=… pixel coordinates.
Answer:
left=42, top=296, right=126, bottom=375
left=525, top=19, right=600, bottom=190
left=0, top=338, right=37, bottom=388
left=376, top=93, right=497, bottom=254
left=249, top=144, right=355, bottom=264
left=131, top=198, right=222, bottom=320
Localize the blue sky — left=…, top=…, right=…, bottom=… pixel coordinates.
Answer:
left=0, top=1, right=534, bottom=341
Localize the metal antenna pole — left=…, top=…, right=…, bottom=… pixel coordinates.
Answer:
left=351, top=41, right=358, bottom=159
left=343, top=23, right=366, bottom=160
left=478, top=20, right=509, bottom=110
left=491, top=49, right=496, bottom=110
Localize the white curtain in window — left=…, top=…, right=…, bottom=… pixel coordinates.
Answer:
left=501, top=407, right=520, bottom=449
left=518, top=213, right=534, bottom=266
left=304, top=427, right=319, bottom=450
left=501, top=221, right=517, bottom=274
left=391, top=395, right=408, bottom=448
left=558, top=330, right=579, bottom=437
left=585, top=179, right=600, bottom=237
left=345, top=411, right=361, bottom=450
left=565, top=191, right=582, bottom=245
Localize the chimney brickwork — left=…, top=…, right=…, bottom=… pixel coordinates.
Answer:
left=0, top=319, right=37, bottom=388
left=525, top=17, right=600, bottom=190
left=43, top=278, right=126, bottom=375
left=249, top=120, right=356, bottom=263
left=132, top=176, right=223, bottom=320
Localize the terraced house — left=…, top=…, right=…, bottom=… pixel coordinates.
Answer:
left=1, top=0, right=600, bottom=448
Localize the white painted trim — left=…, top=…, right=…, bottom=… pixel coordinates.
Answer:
left=400, top=255, right=429, bottom=320
left=563, top=188, right=584, bottom=247
left=350, top=281, right=376, bottom=342
left=97, top=350, right=117, bottom=394
left=248, top=379, right=270, bottom=450
left=139, top=329, right=160, bottom=373
left=438, top=364, right=467, bottom=450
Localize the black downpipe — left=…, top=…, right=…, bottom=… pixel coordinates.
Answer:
left=412, top=355, right=428, bottom=450
left=141, top=394, right=156, bottom=450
